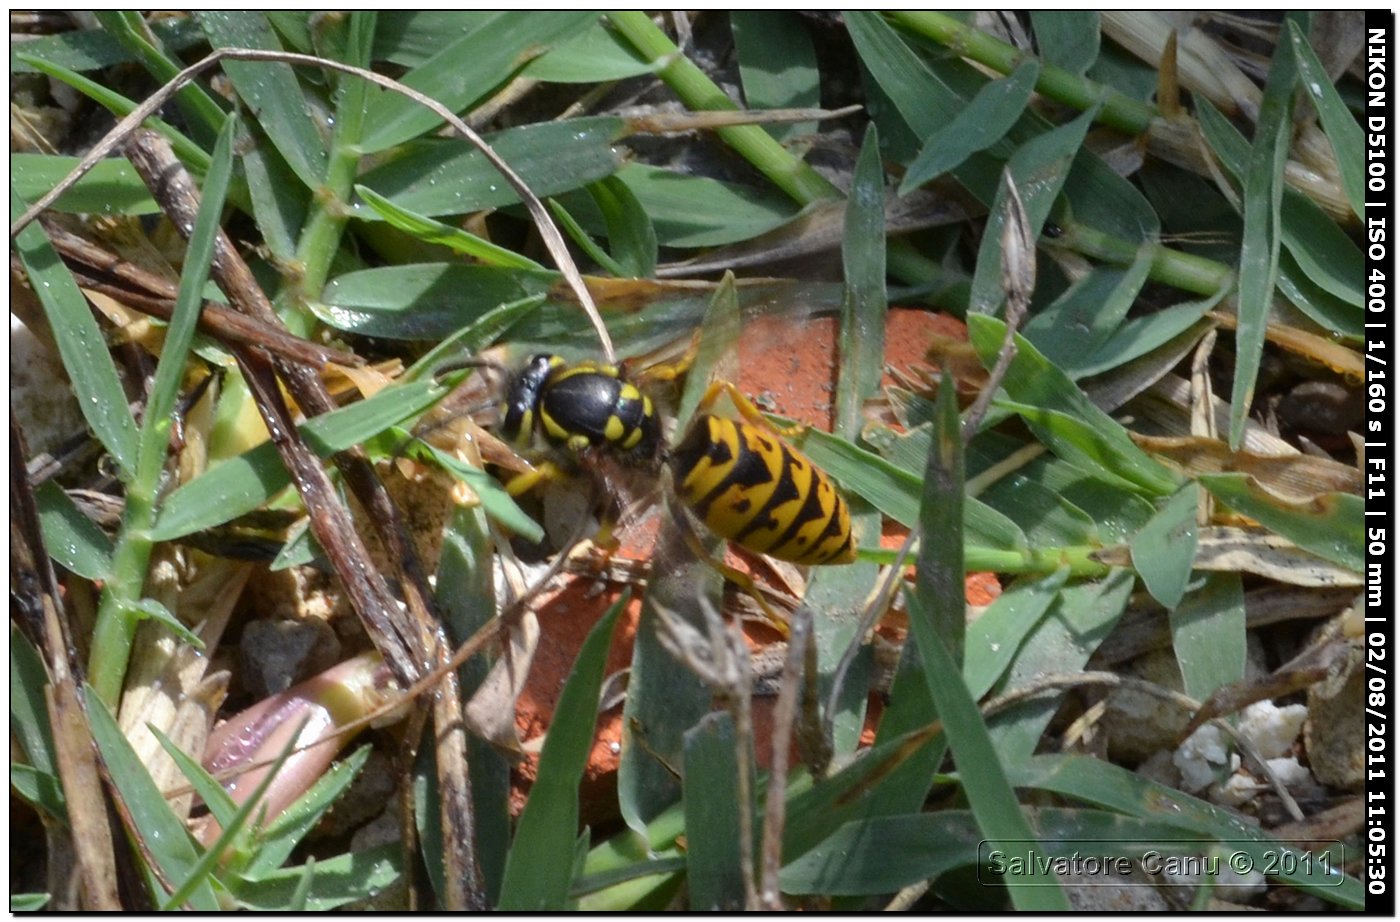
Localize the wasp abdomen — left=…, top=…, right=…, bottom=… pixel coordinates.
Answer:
left=670, top=415, right=855, bottom=566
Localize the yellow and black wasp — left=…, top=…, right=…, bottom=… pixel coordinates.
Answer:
left=490, top=352, right=855, bottom=608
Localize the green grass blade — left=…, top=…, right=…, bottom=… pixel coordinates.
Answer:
left=900, top=60, right=1040, bottom=194
left=10, top=626, right=61, bottom=808
left=85, top=688, right=222, bottom=909
left=1169, top=572, right=1246, bottom=702
left=681, top=713, right=749, bottom=911
left=35, top=482, right=114, bottom=580
left=1075, top=289, right=1226, bottom=378
left=250, top=746, right=375, bottom=877
left=522, top=20, right=655, bottom=82
left=11, top=153, right=158, bottom=216
left=963, top=569, right=1068, bottom=700
left=318, top=263, right=557, bottom=339
left=1029, top=12, right=1100, bottom=74
left=613, top=163, right=798, bottom=248
left=588, top=176, right=658, bottom=278
left=835, top=122, right=887, bottom=439
left=360, top=11, right=598, bottom=153
left=11, top=186, right=139, bottom=479
left=985, top=571, right=1134, bottom=762
left=358, top=117, right=626, bottom=218
left=9, top=16, right=203, bottom=73
left=1287, top=21, right=1365, bottom=221
left=139, top=115, right=236, bottom=476
left=1226, top=17, right=1301, bottom=448
left=371, top=12, right=496, bottom=65
left=498, top=596, right=626, bottom=910
left=731, top=11, right=820, bottom=142
left=975, top=462, right=1100, bottom=547
left=195, top=12, right=330, bottom=190
left=151, top=378, right=445, bottom=540
left=798, top=427, right=1028, bottom=550
left=239, top=122, right=309, bottom=263
left=1278, top=249, right=1363, bottom=338
left=907, top=374, right=1066, bottom=910
left=1129, top=483, right=1201, bottom=609
left=93, top=11, right=227, bottom=144
left=230, top=843, right=403, bottom=911
left=617, top=536, right=717, bottom=844
left=1196, top=99, right=1362, bottom=318
left=904, top=593, right=1067, bottom=911
left=966, top=314, right=1180, bottom=497
left=548, top=197, right=629, bottom=278
left=914, top=371, right=966, bottom=657
left=1021, top=250, right=1154, bottom=374
left=354, top=184, right=545, bottom=270
left=968, top=102, right=1098, bottom=314
left=16, top=53, right=212, bottom=176
left=149, top=727, right=239, bottom=838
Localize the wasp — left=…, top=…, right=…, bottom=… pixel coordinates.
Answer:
left=496, top=354, right=855, bottom=572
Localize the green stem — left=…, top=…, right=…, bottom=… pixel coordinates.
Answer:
left=888, top=241, right=973, bottom=314
left=285, top=34, right=373, bottom=327
left=887, top=11, right=1158, bottom=136
left=89, top=503, right=156, bottom=706
left=860, top=542, right=1111, bottom=579
left=606, top=11, right=839, bottom=205
left=1057, top=221, right=1234, bottom=296
left=89, top=117, right=238, bottom=707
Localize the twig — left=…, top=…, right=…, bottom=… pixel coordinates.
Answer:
left=758, top=607, right=811, bottom=910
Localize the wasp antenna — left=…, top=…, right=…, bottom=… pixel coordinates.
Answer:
left=431, top=355, right=510, bottom=380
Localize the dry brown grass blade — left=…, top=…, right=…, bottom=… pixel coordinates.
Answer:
left=963, top=169, right=1034, bottom=439
left=40, top=220, right=361, bottom=369
left=463, top=611, right=540, bottom=759
left=1133, top=433, right=1363, bottom=498
left=1208, top=309, right=1363, bottom=381
left=1095, top=526, right=1363, bottom=588
left=431, top=655, right=489, bottom=910
left=11, top=420, right=123, bottom=909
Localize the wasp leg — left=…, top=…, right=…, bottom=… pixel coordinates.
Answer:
left=694, top=379, right=805, bottom=439
left=664, top=491, right=791, bottom=638
left=502, top=459, right=569, bottom=497
left=629, top=331, right=700, bottom=386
